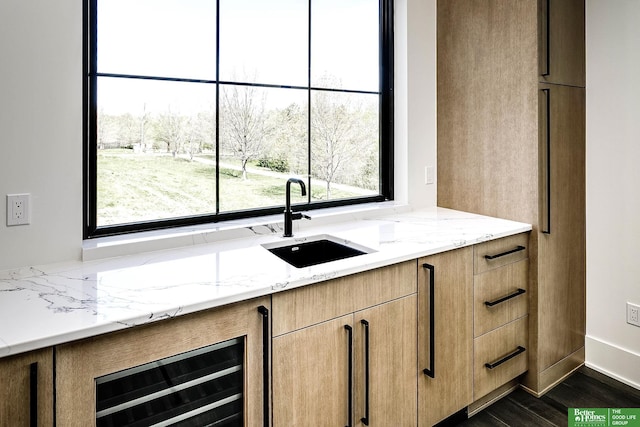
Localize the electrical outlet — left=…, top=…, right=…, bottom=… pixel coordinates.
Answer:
left=6, top=194, right=30, bottom=226
left=425, top=166, right=435, bottom=185
left=627, top=302, right=640, bottom=327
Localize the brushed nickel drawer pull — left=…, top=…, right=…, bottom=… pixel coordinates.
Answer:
left=484, top=288, right=526, bottom=307
left=484, top=346, right=526, bottom=370
left=484, top=245, right=526, bottom=260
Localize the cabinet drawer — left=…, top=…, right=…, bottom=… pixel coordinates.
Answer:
left=474, top=233, right=529, bottom=274
left=474, top=260, right=528, bottom=337
left=474, top=316, right=528, bottom=399
left=272, top=261, right=417, bottom=336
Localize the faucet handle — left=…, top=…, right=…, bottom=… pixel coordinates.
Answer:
left=291, top=213, right=311, bottom=221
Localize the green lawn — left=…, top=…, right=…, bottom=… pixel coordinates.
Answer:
left=97, top=150, right=358, bottom=225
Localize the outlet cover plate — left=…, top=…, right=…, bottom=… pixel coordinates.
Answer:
left=7, top=193, right=30, bottom=226
left=627, top=302, right=640, bottom=327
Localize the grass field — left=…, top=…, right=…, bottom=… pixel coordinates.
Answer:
left=97, top=150, right=359, bottom=225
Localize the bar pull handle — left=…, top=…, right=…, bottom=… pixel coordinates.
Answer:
left=257, top=306, right=270, bottom=427
left=360, top=320, right=370, bottom=426
left=30, top=362, right=38, bottom=427
left=485, top=346, right=526, bottom=369
left=422, top=263, right=435, bottom=378
left=541, top=0, right=550, bottom=77
left=541, top=88, right=551, bottom=234
left=484, top=288, right=526, bottom=307
left=344, top=325, right=353, bottom=427
left=484, top=246, right=526, bottom=260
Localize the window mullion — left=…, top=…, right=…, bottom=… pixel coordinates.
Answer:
left=215, top=0, right=221, bottom=215
left=307, top=0, right=312, bottom=204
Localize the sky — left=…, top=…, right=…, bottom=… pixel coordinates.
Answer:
left=96, top=0, right=379, bottom=115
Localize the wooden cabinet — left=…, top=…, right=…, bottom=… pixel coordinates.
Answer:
left=472, top=234, right=530, bottom=401
left=55, top=297, right=270, bottom=426
left=539, top=0, right=585, bottom=87
left=417, top=247, right=473, bottom=426
left=0, top=348, right=54, bottom=426
left=272, top=262, right=417, bottom=426
left=437, top=0, right=585, bottom=396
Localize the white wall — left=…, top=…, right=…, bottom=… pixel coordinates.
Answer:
left=0, top=0, right=436, bottom=271
left=585, top=0, right=640, bottom=388
left=0, top=0, right=83, bottom=270
left=395, top=0, right=437, bottom=208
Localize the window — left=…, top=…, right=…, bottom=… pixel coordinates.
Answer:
left=84, top=0, right=393, bottom=238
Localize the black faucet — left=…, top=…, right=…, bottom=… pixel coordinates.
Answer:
left=284, top=178, right=307, bottom=237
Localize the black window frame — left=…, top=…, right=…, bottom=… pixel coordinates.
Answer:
left=83, top=0, right=394, bottom=239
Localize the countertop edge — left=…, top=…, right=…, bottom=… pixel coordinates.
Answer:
left=0, top=208, right=532, bottom=359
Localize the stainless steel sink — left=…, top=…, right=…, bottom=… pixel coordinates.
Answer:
left=262, top=234, right=374, bottom=268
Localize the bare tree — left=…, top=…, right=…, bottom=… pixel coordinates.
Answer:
left=311, top=90, right=366, bottom=199
left=220, top=84, right=270, bottom=180
left=266, top=103, right=307, bottom=174
left=153, top=107, right=185, bottom=156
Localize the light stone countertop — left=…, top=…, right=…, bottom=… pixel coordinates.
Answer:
left=0, top=207, right=531, bottom=358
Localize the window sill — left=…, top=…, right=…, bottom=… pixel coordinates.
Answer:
left=82, top=201, right=410, bottom=262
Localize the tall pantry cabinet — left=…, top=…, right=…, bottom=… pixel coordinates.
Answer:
left=436, top=0, right=585, bottom=396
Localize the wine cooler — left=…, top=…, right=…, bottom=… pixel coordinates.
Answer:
left=95, top=337, right=245, bottom=427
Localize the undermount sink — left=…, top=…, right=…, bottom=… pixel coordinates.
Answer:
left=262, top=234, right=374, bottom=268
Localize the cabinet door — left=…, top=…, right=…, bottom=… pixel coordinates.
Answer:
left=539, top=0, right=585, bottom=87
left=418, top=247, right=473, bottom=426
left=272, top=314, right=353, bottom=426
left=354, top=295, right=417, bottom=426
left=0, top=348, right=54, bottom=427
left=56, top=297, right=269, bottom=426
left=537, top=83, right=586, bottom=374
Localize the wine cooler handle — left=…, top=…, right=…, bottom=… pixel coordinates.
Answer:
left=258, top=306, right=270, bottom=427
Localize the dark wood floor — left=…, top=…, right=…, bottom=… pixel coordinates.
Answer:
left=456, top=367, right=640, bottom=426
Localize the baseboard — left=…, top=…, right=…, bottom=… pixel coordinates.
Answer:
left=521, top=347, right=585, bottom=397
left=585, top=335, right=640, bottom=391
left=468, top=380, right=519, bottom=416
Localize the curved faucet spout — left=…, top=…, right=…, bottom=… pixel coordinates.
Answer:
left=284, top=178, right=307, bottom=237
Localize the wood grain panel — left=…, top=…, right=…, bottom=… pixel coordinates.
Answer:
left=437, top=0, right=539, bottom=226
left=0, top=347, right=54, bottom=427
left=474, top=316, right=528, bottom=400
left=272, top=314, right=352, bottom=427
left=272, top=261, right=417, bottom=336
left=536, top=84, right=585, bottom=372
left=437, top=0, right=585, bottom=396
left=56, top=297, right=269, bottom=426
left=354, top=295, right=417, bottom=426
left=474, top=260, right=529, bottom=337
left=474, top=233, right=530, bottom=274
left=418, top=247, right=473, bottom=426
left=539, top=0, right=585, bottom=87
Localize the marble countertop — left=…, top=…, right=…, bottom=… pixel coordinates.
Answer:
left=0, top=207, right=531, bottom=358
